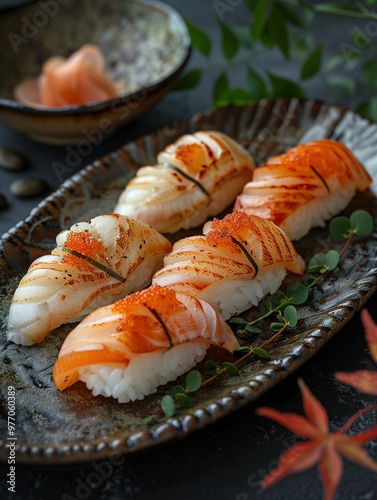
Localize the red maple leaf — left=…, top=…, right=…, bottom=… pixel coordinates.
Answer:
left=256, top=378, right=377, bottom=500
left=335, top=309, right=377, bottom=395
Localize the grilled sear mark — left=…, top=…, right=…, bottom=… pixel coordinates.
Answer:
left=229, top=235, right=259, bottom=275
left=310, top=165, right=331, bottom=194
left=146, top=306, right=173, bottom=349
left=163, top=162, right=211, bottom=197
left=61, top=247, right=126, bottom=283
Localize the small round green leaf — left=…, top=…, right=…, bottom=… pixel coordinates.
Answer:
left=161, top=395, right=176, bottom=417
left=325, top=249, right=339, bottom=270
left=245, top=324, right=262, bottom=333
left=350, top=210, right=374, bottom=237
left=222, top=362, right=240, bottom=376
left=329, top=216, right=352, bottom=241
left=308, top=253, right=328, bottom=273
left=252, top=347, right=271, bottom=359
left=270, top=291, right=287, bottom=307
left=309, top=253, right=326, bottom=268
left=284, top=305, right=298, bottom=327
left=308, top=264, right=328, bottom=274
left=229, top=317, right=247, bottom=325
left=170, top=385, right=185, bottom=398
left=175, top=393, right=194, bottom=409
left=271, top=322, right=285, bottom=331
left=185, top=370, right=202, bottom=393
left=205, top=360, right=219, bottom=376
left=287, top=282, right=309, bottom=305
left=233, top=346, right=252, bottom=355
left=258, top=298, right=273, bottom=314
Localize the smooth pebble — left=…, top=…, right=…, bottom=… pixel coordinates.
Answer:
left=0, top=149, right=26, bottom=171
left=9, top=178, right=48, bottom=197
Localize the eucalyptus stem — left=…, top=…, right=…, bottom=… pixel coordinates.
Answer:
left=307, top=274, right=322, bottom=289
left=201, top=350, right=255, bottom=388
left=339, top=233, right=354, bottom=258
left=244, top=299, right=291, bottom=327
left=201, top=323, right=290, bottom=390
left=200, top=370, right=227, bottom=388
left=259, top=323, right=290, bottom=349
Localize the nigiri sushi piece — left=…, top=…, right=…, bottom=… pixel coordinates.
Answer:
left=234, top=139, right=372, bottom=240
left=53, top=285, right=239, bottom=402
left=7, top=214, right=172, bottom=346
left=152, top=212, right=305, bottom=320
left=114, top=131, right=255, bottom=233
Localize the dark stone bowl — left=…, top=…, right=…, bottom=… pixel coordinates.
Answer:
left=0, top=0, right=191, bottom=144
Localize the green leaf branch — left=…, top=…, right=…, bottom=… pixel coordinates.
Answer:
left=147, top=210, right=374, bottom=423
left=174, top=1, right=377, bottom=121
left=161, top=369, right=203, bottom=417
left=230, top=210, right=374, bottom=345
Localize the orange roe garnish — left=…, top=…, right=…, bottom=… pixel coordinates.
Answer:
left=112, top=285, right=185, bottom=320
left=210, top=211, right=251, bottom=235
left=64, top=231, right=105, bottom=259
left=206, top=230, right=242, bottom=256
left=206, top=212, right=255, bottom=256
left=281, top=142, right=353, bottom=182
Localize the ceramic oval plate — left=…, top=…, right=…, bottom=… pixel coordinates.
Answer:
left=0, top=99, right=377, bottom=464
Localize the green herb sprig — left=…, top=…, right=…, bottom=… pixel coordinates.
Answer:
left=175, top=1, right=377, bottom=121
left=230, top=209, right=374, bottom=347
left=147, top=210, right=373, bottom=423
left=160, top=370, right=202, bottom=417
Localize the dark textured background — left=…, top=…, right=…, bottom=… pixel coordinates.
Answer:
left=1, top=1, right=377, bottom=499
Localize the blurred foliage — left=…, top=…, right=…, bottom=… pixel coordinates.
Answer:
left=174, top=0, right=377, bottom=121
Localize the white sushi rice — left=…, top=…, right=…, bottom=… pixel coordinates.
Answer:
left=281, top=185, right=356, bottom=241
left=78, top=342, right=208, bottom=403
left=200, top=266, right=286, bottom=320
left=7, top=327, right=34, bottom=346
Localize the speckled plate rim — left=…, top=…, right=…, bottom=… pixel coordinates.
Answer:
left=0, top=98, right=377, bottom=465
left=0, top=0, right=191, bottom=115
